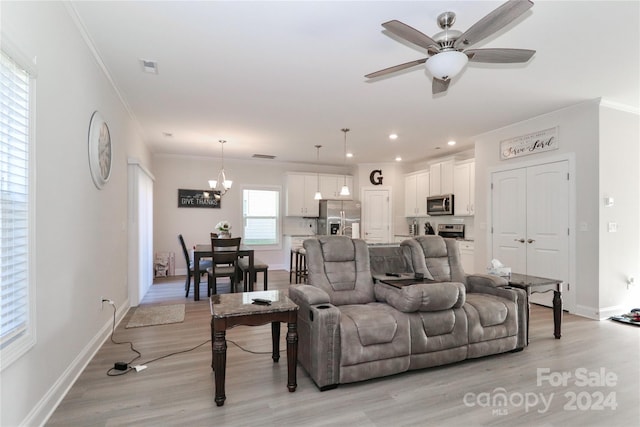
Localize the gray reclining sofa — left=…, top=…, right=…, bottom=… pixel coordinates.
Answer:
left=289, top=235, right=527, bottom=391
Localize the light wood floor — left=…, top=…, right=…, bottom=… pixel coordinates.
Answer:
left=47, top=271, right=639, bottom=426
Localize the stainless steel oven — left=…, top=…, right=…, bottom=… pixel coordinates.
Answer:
left=427, top=194, right=454, bottom=216
left=437, top=224, right=465, bottom=239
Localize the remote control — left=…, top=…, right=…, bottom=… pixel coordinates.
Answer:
left=252, top=298, right=272, bottom=305
left=386, top=272, right=401, bottom=277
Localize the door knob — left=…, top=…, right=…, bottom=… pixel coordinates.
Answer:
left=514, top=238, right=525, bottom=243
left=527, top=239, right=535, bottom=244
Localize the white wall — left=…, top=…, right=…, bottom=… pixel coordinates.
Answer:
left=153, top=154, right=350, bottom=272
left=474, top=99, right=639, bottom=319
left=598, top=105, right=640, bottom=313
left=1, top=3, right=151, bottom=426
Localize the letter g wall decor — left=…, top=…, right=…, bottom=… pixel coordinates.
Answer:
left=369, top=169, right=383, bottom=185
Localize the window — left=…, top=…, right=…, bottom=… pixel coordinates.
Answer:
left=242, top=187, right=280, bottom=247
left=1, top=47, right=35, bottom=370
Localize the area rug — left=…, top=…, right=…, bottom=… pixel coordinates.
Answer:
left=125, top=304, right=185, bottom=328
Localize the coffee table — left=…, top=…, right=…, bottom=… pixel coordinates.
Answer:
left=210, top=290, right=298, bottom=406
left=506, top=273, right=563, bottom=342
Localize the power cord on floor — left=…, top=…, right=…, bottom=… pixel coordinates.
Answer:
left=105, top=302, right=141, bottom=376
left=104, top=302, right=283, bottom=377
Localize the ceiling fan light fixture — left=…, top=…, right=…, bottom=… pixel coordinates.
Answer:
left=425, top=51, right=468, bottom=80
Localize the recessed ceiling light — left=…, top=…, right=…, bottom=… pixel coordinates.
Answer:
left=389, top=133, right=398, bottom=140
left=395, top=156, right=402, bottom=161
left=346, top=153, right=353, bottom=158
left=448, top=140, right=457, bottom=146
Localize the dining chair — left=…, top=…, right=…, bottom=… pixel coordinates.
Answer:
left=207, top=236, right=242, bottom=295
left=178, top=234, right=212, bottom=298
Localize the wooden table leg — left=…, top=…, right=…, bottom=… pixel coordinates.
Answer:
left=271, top=322, right=280, bottom=363
left=213, top=329, right=227, bottom=406
left=286, top=321, right=298, bottom=392
left=194, top=253, right=201, bottom=301
left=553, top=288, right=562, bottom=339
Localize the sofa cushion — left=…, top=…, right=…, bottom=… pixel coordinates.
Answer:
left=374, top=282, right=465, bottom=312
left=465, top=294, right=508, bottom=327
left=339, top=303, right=410, bottom=367
left=304, top=237, right=375, bottom=306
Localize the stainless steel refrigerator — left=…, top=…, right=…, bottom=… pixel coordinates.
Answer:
left=317, top=200, right=361, bottom=238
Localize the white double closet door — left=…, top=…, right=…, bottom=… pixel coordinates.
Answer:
left=491, top=160, right=570, bottom=309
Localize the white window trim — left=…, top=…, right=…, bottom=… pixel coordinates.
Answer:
left=1, top=36, right=37, bottom=371
left=241, top=185, right=282, bottom=251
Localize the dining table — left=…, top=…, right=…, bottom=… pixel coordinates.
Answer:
left=192, top=243, right=255, bottom=301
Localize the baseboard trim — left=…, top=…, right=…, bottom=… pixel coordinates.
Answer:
left=24, top=299, right=130, bottom=427
left=596, top=305, right=625, bottom=321
left=573, top=304, right=601, bottom=320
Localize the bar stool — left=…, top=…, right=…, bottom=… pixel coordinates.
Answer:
left=295, top=248, right=308, bottom=283
left=289, top=248, right=297, bottom=283
left=238, top=258, right=268, bottom=292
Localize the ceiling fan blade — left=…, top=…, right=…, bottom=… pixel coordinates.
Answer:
left=365, top=58, right=427, bottom=79
left=454, top=0, right=534, bottom=49
left=432, top=78, right=450, bottom=94
left=382, top=20, right=440, bottom=51
left=466, top=48, right=535, bottom=63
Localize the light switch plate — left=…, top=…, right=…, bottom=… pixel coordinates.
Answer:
left=608, top=222, right=617, bottom=232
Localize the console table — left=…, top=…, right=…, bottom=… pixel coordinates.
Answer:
left=506, top=273, right=563, bottom=342
left=210, top=290, right=298, bottom=406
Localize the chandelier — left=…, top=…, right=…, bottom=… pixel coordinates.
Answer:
left=208, top=140, right=232, bottom=196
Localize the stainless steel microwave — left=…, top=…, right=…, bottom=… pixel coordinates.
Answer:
left=427, top=194, right=454, bottom=216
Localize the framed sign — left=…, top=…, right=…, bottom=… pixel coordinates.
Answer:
left=500, top=127, right=558, bottom=160
left=178, top=189, right=221, bottom=208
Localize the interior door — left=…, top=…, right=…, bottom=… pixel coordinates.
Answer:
left=491, top=168, right=527, bottom=273
left=362, top=188, right=390, bottom=244
left=491, top=161, right=570, bottom=308
left=526, top=162, right=569, bottom=306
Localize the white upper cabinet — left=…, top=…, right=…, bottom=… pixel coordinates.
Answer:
left=405, top=171, right=429, bottom=216
left=285, top=173, right=319, bottom=217
left=453, top=160, right=475, bottom=216
left=429, top=159, right=454, bottom=196
left=319, top=174, right=353, bottom=200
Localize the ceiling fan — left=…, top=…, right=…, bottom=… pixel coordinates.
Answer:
left=365, top=0, right=536, bottom=94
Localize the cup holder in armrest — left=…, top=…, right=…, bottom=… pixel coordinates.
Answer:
left=310, top=305, right=331, bottom=322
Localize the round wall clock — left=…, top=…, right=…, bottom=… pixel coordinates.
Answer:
left=88, top=111, right=112, bottom=189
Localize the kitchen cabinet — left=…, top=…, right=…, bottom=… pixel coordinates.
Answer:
left=404, top=171, right=429, bottom=216
left=429, top=159, right=454, bottom=196
left=459, top=240, right=475, bottom=273
left=454, top=160, right=475, bottom=216
left=319, top=174, right=353, bottom=200
left=285, top=173, right=319, bottom=216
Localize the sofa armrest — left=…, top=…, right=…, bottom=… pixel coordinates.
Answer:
left=466, top=273, right=508, bottom=291
left=288, top=285, right=341, bottom=390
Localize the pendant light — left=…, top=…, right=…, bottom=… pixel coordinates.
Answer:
left=314, top=145, right=323, bottom=200
left=340, top=128, right=350, bottom=196
left=208, top=140, right=232, bottom=196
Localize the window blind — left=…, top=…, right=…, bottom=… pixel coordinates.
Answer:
left=0, top=50, right=31, bottom=350
left=243, top=189, right=279, bottom=246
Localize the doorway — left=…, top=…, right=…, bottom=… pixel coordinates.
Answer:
left=361, top=187, right=391, bottom=244
left=492, top=160, right=571, bottom=310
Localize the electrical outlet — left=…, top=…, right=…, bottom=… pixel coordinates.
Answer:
left=100, top=297, right=113, bottom=310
